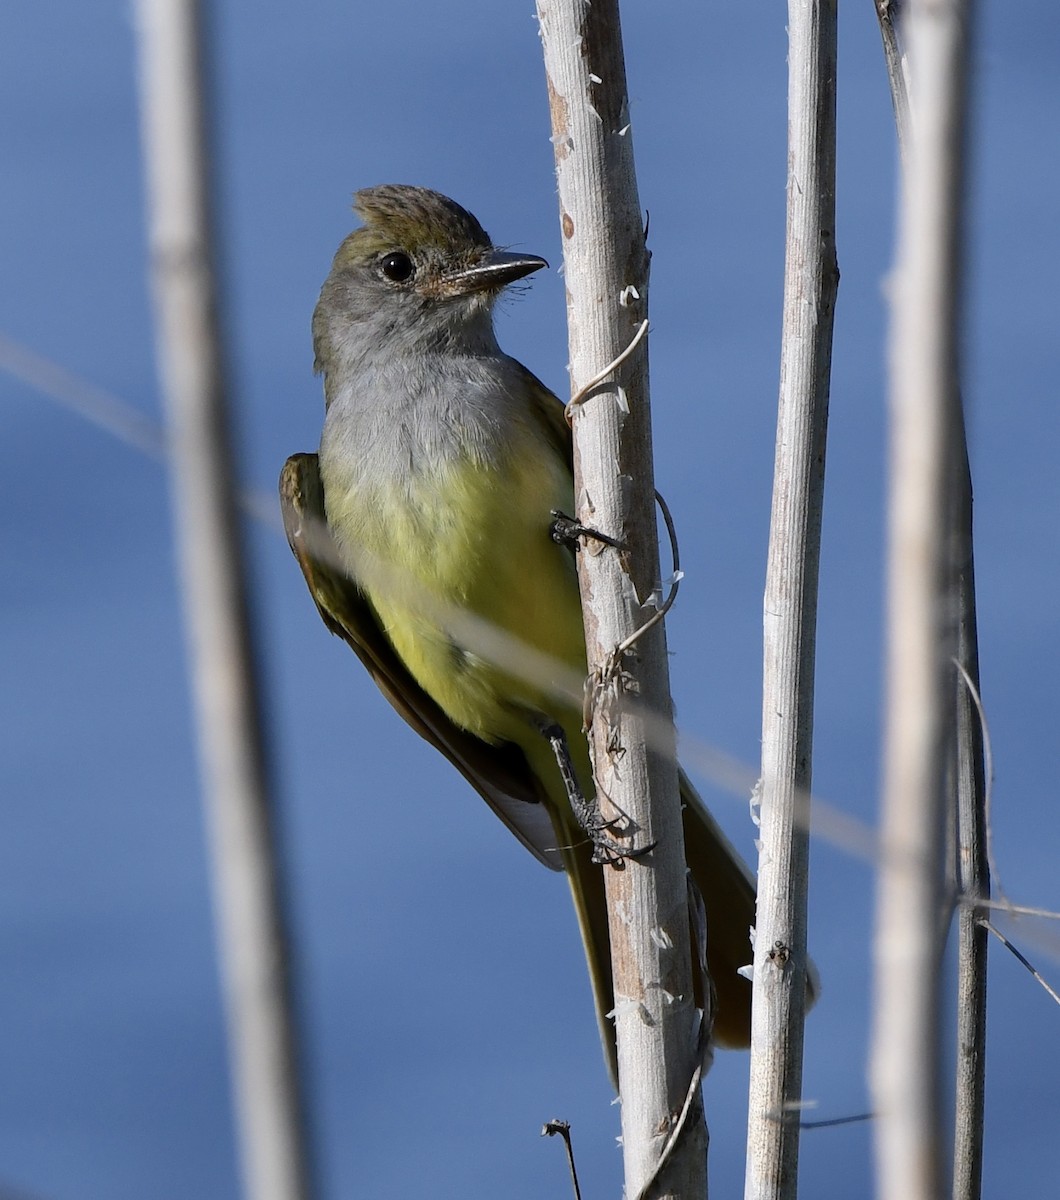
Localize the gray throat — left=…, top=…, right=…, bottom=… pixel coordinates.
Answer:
left=318, top=331, right=529, bottom=495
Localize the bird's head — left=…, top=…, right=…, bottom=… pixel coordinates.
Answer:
left=313, top=185, right=547, bottom=377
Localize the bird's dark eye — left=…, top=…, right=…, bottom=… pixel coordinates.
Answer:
left=379, top=252, right=415, bottom=283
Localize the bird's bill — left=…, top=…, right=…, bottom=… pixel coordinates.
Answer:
left=443, top=249, right=548, bottom=294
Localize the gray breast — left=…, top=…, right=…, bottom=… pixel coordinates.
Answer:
left=320, top=350, right=529, bottom=494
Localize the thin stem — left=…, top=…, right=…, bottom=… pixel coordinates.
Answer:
left=134, top=3, right=313, bottom=1198
left=538, top=1, right=707, bottom=1195
left=870, top=5, right=988, bottom=1198
left=869, top=3, right=974, bottom=1199
left=744, top=0, right=837, bottom=1196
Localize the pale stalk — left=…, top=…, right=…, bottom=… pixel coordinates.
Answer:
left=870, top=2, right=974, bottom=1198
left=744, top=1, right=837, bottom=1197
left=871, top=8, right=990, bottom=1194
left=134, top=3, right=313, bottom=1198
left=537, top=2, right=707, bottom=1196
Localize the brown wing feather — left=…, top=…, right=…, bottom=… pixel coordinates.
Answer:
left=279, top=453, right=563, bottom=868
left=514, top=361, right=574, bottom=470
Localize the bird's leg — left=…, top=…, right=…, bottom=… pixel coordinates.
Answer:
left=536, top=719, right=655, bottom=868
left=549, top=510, right=624, bottom=552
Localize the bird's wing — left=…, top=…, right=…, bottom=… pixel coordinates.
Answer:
left=279, top=452, right=564, bottom=870
left=514, top=362, right=574, bottom=473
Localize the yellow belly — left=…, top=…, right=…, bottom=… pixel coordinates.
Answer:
left=324, top=438, right=586, bottom=746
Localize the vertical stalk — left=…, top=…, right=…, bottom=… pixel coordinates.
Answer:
left=950, top=432, right=990, bottom=1200
left=745, top=1, right=838, bottom=1197
left=872, top=7, right=988, bottom=1195
left=874, top=0, right=913, bottom=156
left=870, top=3, right=974, bottom=1198
left=135, top=3, right=313, bottom=1198
left=538, top=2, right=706, bottom=1195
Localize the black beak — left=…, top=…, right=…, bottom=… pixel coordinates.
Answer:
left=444, top=249, right=548, bottom=294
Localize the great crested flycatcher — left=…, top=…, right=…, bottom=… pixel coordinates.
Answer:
left=281, top=185, right=765, bottom=1081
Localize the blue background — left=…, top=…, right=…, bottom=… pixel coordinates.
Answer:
left=2, top=2, right=1058, bottom=1196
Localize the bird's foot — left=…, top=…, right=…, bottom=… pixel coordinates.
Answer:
left=549, top=510, right=624, bottom=552
left=537, top=719, right=654, bottom=868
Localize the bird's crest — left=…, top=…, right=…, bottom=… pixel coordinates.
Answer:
left=350, top=185, right=493, bottom=255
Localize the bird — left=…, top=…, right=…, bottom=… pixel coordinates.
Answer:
left=280, top=184, right=764, bottom=1083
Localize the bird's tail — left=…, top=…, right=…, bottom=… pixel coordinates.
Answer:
left=562, top=771, right=812, bottom=1086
